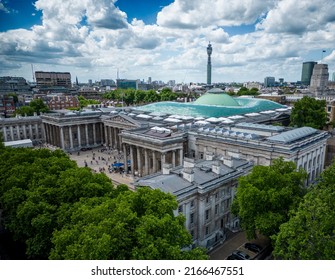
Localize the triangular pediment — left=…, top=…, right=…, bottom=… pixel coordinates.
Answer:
left=106, top=114, right=141, bottom=128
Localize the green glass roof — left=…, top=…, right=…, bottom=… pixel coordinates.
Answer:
left=194, top=89, right=240, bottom=106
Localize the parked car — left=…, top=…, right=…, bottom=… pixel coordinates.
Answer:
left=244, top=242, right=263, bottom=253
left=232, top=250, right=250, bottom=260
left=226, top=254, right=244, bottom=260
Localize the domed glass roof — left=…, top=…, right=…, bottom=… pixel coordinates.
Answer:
left=193, top=88, right=240, bottom=106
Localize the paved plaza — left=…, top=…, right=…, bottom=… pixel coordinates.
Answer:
left=66, top=146, right=135, bottom=189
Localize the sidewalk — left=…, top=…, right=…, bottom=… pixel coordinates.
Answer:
left=209, top=231, right=248, bottom=260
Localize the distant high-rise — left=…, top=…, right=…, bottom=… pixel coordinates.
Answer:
left=35, top=71, right=71, bottom=88
left=264, top=76, right=275, bottom=87
left=207, top=42, right=212, bottom=85
left=310, top=64, right=329, bottom=95
left=301, top=61, right=317, bottom=86
left=332, top=72, right=335, bottom=82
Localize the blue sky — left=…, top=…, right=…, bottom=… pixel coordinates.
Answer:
left=0, top=0, right=334, bottom=84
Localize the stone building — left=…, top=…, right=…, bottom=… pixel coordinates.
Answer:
left=136, top=156, right=253, bottom=249
left=0, top=115, right=44, bottom=143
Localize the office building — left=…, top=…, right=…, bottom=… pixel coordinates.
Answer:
left=264, top=77, right=275, bottom=87
left=310, top=64, right=329, bottom=95
left=35, top=71, right=72, bottom=88
left=301, top=61, right=317, bottom=86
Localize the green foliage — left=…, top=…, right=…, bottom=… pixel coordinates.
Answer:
left=273, top=162, right=335, bottom=259
left=0, top=147, right=207, bottom=260
left=232, top=158, right=307, bottom=240
left=102, top=88, right=177, bottom=105
left=29, top=98, right=50, bottom=114
left=15, top=106, right=35, bottom=116
left=236, top=87, right=259, bottom=96
left=78, top=95, right=100, bottom=108
left=50, top=187, right=208, bottom=260
left=290, top=96, right=327, bottom=129
left=0, top=147, right=115, bottom=259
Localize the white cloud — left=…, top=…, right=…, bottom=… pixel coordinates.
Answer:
left=157, top=0, right=275, bottom=28
left=0, top=2, right=9, bottom=13
left=0, top=0, right=334, bottom=83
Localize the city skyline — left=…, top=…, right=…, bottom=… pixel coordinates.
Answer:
left=0, top=0, right=335, bottom=84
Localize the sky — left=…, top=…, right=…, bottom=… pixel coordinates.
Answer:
left=0, top=0, right=335, bottom=84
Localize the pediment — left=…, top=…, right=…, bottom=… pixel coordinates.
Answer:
left=107, top=114, right=141, bottom=128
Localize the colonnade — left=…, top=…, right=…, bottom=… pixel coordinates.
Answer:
left=104, top=126, right=122, bottom=151
left=124, top=144, right=184, bottom=177
left=2, top=123, right=42, bottom=142
left=43, top=122, right=104, bottom=150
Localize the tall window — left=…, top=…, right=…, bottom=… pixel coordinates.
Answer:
left=205, top=209, right=210, bottom=220
left=190, top=213, right=194, bottom=224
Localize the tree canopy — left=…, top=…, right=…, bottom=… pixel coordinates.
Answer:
left=0, top=147, right=207, bottom=260
left=272, top=162, right=335, bottom=259
left=50, top=187, right=207, bottom=260
left=15, top=98, right=49, bottom=116
left=290, top=96, right=327, bottom=129
left=231, top=158, right=307, bottom=240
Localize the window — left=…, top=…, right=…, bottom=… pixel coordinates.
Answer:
left=205, top=226, right=209, bottom=235
left=190, top=213, right=194, bottom=224
left=205, top=209, right=210, bottom=220
left=190, top=230, right=194, bottom=239
left=178, top=205, right=183, bottom=213
left=215, top=204, right=219, bottom=215
left=221, top=189, right=225, bottom=197
left=190, top=200, right=194, bottom=208
left=206, top=196, right=210, bottom=204
left=220, top=201, right=225, bottom=213
left=215, top=192, right=219, bottom=200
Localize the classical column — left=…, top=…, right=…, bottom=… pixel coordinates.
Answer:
left=3, top=126, right=7, bottom=141
left=85, top=124, right=89, bottom=146
left=41, top=123, right=46, bottom=143
left=10, top=126, right=14, bottom=140
left=93, top=123, right=96, bottom=145
left=144, top=149, right=149, bottom=176
left=35, top=124, right=39, bottom=139
left=104, top=125, right=108, bottom=146
left=130, top=145, right=135, bottom=175
left=69, top=126, right=73, bottom=149
left=77, top=125, right=81, bottom=147
left=123, top=144, right=128, bottom=173
left=60, top=127, right=65, bottom=149
left=137, top=147, right=142, bottom=177
left=29, top=124, right=33, bottom=140
left=99, top=123, right=103, bottom=144
left=16, top=126, right=20, bottom=140
left=114, top=128, right=118, bottom=150
left=161, top=152, right=166, bottom=165
left=172, top=150, right=176, bottom=167
left=179, top=148, right=184, bottom=166
left=23, top=124, right=27, bottom=139
left=152, top=151, right=157, bottom=173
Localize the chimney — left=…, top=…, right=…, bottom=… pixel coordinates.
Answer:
left=183, top=157, right=195, bottom=168
left=223, top=157, right=234, bottom=168
left=162, top=163, right=173, bottom=175
left=212, top=160, right=221, bottom=175
left=182, top=167, right=195, bottom=183
left=205, top=152, right=214, bottom=161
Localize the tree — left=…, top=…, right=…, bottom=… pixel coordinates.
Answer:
left=50, top=187, right=208, bottom=260
left=290, top=96, right=327, bottom=129
left=29, top=98, right=50, bottom=114
left=0, top=147, right=115, bottom=259
left=231, top=158, right=307, bottom=240
left=15, top=106, right=35, bottom=116
left=273, top=162, right=335, bottom=259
